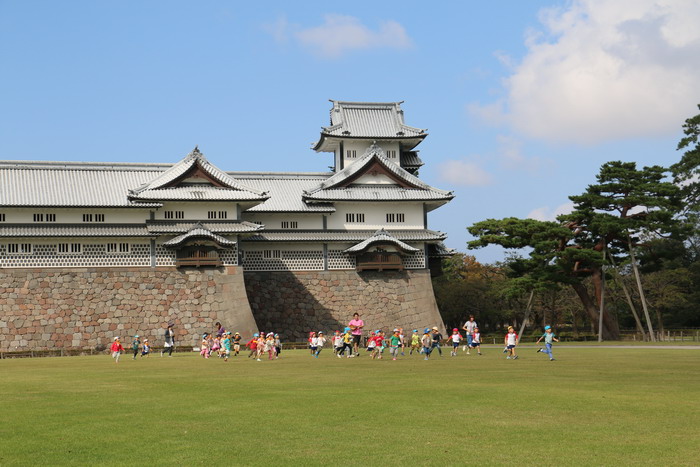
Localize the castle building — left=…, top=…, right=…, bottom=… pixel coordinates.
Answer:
left=0, top=101, right=454, bottom=351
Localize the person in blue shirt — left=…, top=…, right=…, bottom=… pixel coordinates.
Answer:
left=536, top=325, right=559, bottom=361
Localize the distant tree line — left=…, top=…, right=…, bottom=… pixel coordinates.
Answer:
left=434, top=105, right=700, bottom=340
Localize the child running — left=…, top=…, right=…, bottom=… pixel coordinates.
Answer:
left=141, top=338, right=150, bottom=357
left=274, top=334, right=281, bottom=358
left=314, top=331, right=326, bottom=358
left=505, top=326, right=519, bottom=360
left=110, top=337, right=124, bottom=364
left=265, top=333, right=276, bottom=360
left=449, top=328, right=462, bottom=356
left=200, top=333, right=210, bottom=358
left=471, top=327, right=482, bottom=355
left=389, top=329, right=401, bottom=361
left=536, top=325, right=559, bottom=361
left=222, top=332, right=232, bottom=362
left=233, top=332, right=241, bottom=356
left=310, top=332, right=319, bottom=357
left=131, top=335, right=141, bottom=360
left=246, top=333, right=259, bottom=358
left=332, top=330, right=343, bottom=356
left=370, top=330, right=384, bottom=359
left=410, top=329, right=421, bottom=355
left=338, top=327, right=353, bottom=358
left=420, top=329, right=433, bottom=360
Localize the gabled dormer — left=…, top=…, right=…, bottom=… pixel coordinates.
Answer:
left=127, top=147, right=269, bottom=206
left=303, top=142, right=453, bottom=210
left=312, top=101, right=427, bottom=173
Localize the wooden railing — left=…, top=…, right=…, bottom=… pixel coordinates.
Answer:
left=356, top=252, right=404, bottom=271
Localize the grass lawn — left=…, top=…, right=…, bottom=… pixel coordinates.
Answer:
left=1, top=346, right=698, bottom=466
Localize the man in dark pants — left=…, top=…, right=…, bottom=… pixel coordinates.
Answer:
left=161, top=323, right=175, bottom=357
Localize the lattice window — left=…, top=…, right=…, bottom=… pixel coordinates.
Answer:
left=243, top=250, right=324, bottom=271
left=164, top=211, right=184, bottom=220
left=106, top=243, right=129, bottom=253
left=346, top=149, right=357, bottom=159
left=34, top=213, right=55, bottom=222
left=386, top=150, right=397, bottom=159
left=0, top=213, right=5, bottom=222
left=0, top=242, right=152, bottom=268
left=386, top=213, right=405, bottom=223
left=83, top=214, right=105, bottom=222
left=280, top=221, right=298, bottom=229
left=57, top=243, right=82, bottom=254
left=328, top=250, right=356, bottom=270
left=7, top=243, right=32, bottom=254
left=263, top=250, right=281, bottom=259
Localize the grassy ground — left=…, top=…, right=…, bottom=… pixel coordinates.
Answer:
left=1, top=347, right=699, bottom=466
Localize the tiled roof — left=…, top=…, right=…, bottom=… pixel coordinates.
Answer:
left=147, top=221, right=263, bottom=234
left=400, top=151, right=424, bottom=168
left=427, top=241, right=456, bottom=257
left=0, top=225, right=151, bottom=237
left=162, top=224, right=236, bottom=248
left=304, top=143, right=453, bottom=202
left=0, top=162, right=164, bottom=207
left=242, top=229, right=446, bottom=243
left=230, top=173, right=336, bottom=212
left=128, top=147, right=269, bottom=202
left=343, top=229, right=420, bottom=254
left=322, top=101, right=426, bottom=139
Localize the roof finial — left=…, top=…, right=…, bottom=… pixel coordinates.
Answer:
left=192, top=145, right=200, bottom=154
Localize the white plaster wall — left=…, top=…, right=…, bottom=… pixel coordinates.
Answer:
left=241, top=213, right=324, bottom=230
left=1, top=208, right=152, bottom=224
left=341, top=140, right=400, bottom=168
left=241, top=242, right=323, bottom=252
left=327, top=202, right=424, bottom=230
left=154, top=202, right=239, bottom=221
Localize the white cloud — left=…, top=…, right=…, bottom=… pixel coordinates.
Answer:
left=527, top=201, right=574, bottom=221
left=471, top=0, right=700, bottom=144
left=437, top=159, right=493, bottom=186
left=265, top=14, right=412, bottom=59
left=496, top=134, right=543, bottom=171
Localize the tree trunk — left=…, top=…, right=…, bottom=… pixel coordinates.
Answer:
left=516, top=290, right=535, bottom=345
left=608, top=254, right=646, bottom=339
left=571, top=282, right=620, bottom=339
left=628, top=236, right=656, bottom=342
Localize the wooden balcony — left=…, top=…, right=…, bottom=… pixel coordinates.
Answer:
left=175, top=249, right=222, bottom=268
left=356, top=252, right=404, bottom=271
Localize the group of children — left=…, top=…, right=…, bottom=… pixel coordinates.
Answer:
left=109, top=324, right=560, bottom=364
left=199, top=331, right=241, bottom=362
left=244, top=332, right=282, bottom=361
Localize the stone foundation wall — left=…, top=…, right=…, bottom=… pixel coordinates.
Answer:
left=0, top=267, right=257, bottom=352
left=244, top=269, right=445, bottom=341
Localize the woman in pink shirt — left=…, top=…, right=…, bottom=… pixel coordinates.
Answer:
left=348, top=313, right=364, bottom=357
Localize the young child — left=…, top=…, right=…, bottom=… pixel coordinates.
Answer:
left=449, top=328, right=462, bottom=357
left=308, top=331, right=316, bottom=355
left=256, top=333, right=266, bottom=361
left=389, top=329, right=402, bottom=361
left=246, top=333, right=259, bottom=358
left=505, top=326, right=518, bottom=360
left=222, top=332, right=232, bottom=362
left=332, top=330, right=343, bottom=356
left=410, top=329, right=421, bottom=355
left=371, top=330, right=384, bottom=360
left=471, top=327, right=482, bottom=355
left=431, top=327, right=443, bottom=357
left=210, top=335, right=221, bottom=358
left=110, top=337, right=124, bottom=364
left=131, top=335, right=141, bottom=360
left=536, top=325, right=559, bottom=361
left=141, top=338, right=150, bottom=357
left=420, top=329, right=433, bottom=360
left=233, top=332, right=241, bottom=356
left=265, top=333, right=276, bottom=360
left=339, top=327, right=353, bottom=358
left=398, top=327, right=406, bottom=356
left=200, top=333, right=210, bottom=359
left=274, top=333, right=281, bottom=358
left=314, top=331, right=326, bottom=358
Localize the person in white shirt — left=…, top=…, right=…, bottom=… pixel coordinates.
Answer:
left=470, top=327, right=482, bottom=355
left=449, top=328, right=462, bottom=356
left=462, top=315, right=478, bottom=353
left=314, top=331, right=326, bottom=358
left=504, top=326, right=518, bottom=360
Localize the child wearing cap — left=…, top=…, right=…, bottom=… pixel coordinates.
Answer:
left=431, top=327, right=443, bottom=357
left=233, top=332, right=241, bottom=356
left=141, top=338, right=150, bottom=357
left=421, top=329, right=433, bottom=360
left=389, top=329, right=402, bottom=361
left=536, top=326, right=559, bottom=361
left=246, top=334, right=259, bottom=358
left=110, top=337, right=124, bottom=364
left=265, top=333, right=276, bottom=360
left=314, top=332, right=326, bottom=358
left=222, top=332, right=232, bottom=362
left=449, top=328, right=462, bottom=357
left=200, top=333, right=210, bottom=359
left=131, top=335, right=141, bottom=360
left=371, top=331, right=384, bottom=359
left=332, top=330, right=343, bottom=356
left=410, top=330, right=421, bottom=355
left=505, top=326, right=519, bottom=360
left=309, top=332, right=318, bottom=356
left=338, top=327, right=353, bottom=358
left=470, top=327, right=482, bottom=355
left=256, top=333, right=266, bottom=361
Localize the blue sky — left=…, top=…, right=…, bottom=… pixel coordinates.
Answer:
left=1, top=0, right=698, bottom=262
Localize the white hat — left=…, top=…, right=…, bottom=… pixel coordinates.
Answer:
left=113, top=337, right=119, bottom=341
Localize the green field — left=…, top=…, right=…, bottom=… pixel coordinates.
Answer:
left=1, top=346, right=699, bottom=466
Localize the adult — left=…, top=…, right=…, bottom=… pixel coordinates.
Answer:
left=431, top=326, right=443, bottom=356
left=348, top=313, right=364, bottom=356
left=161, top=322, right=175, bottom=357
left=215, top=322, right=226, bottom=338
left=462, top=315, right=478, bottom=353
